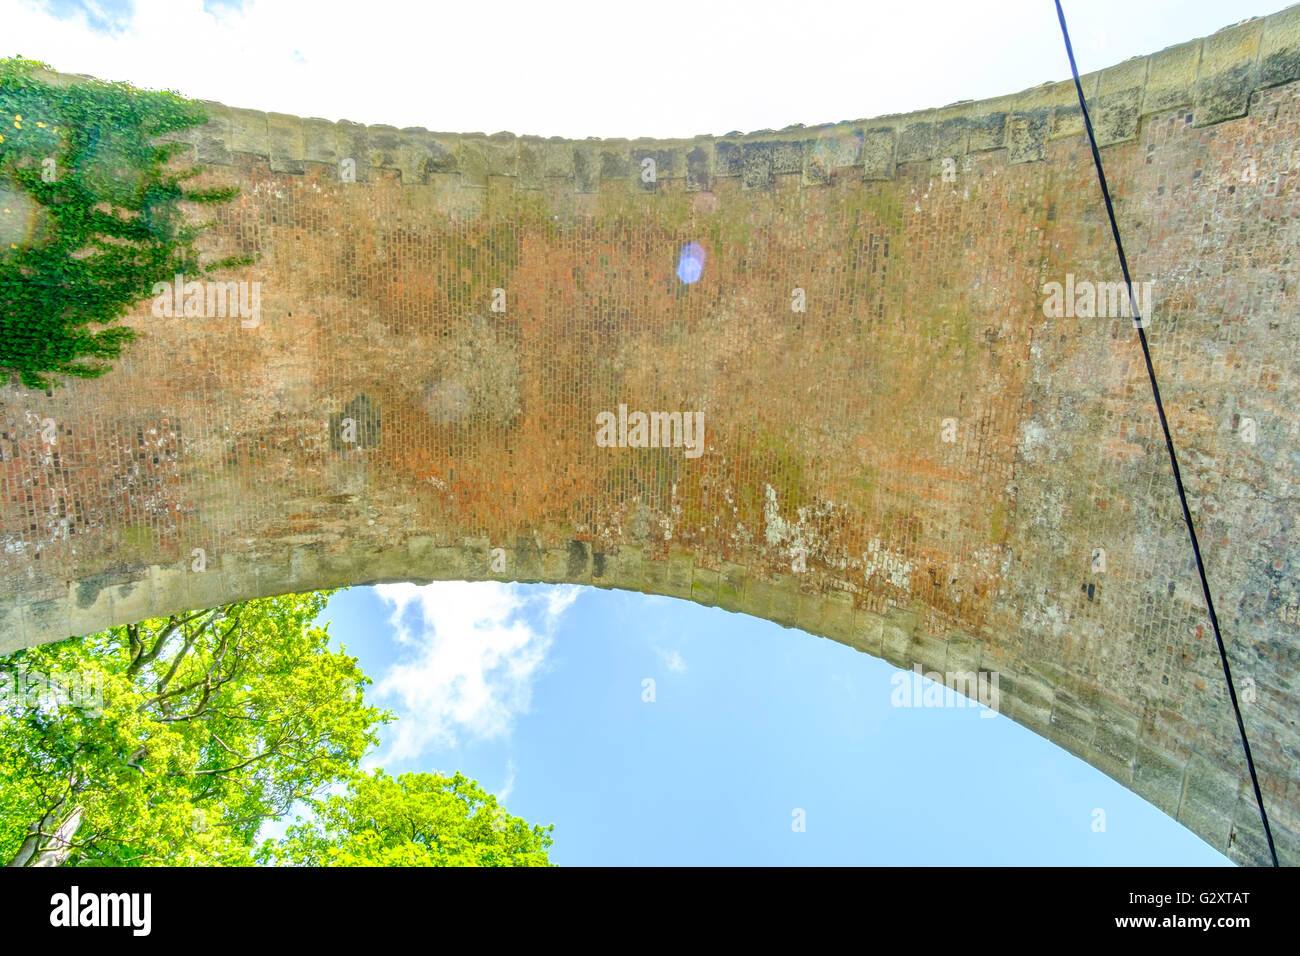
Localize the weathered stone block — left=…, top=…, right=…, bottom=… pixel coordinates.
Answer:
left=1006, top=111, right=1050, bottom=164
left=996, top=669, right=1054, bottom=734
left=847, top=607, right=884, bottom=657
left=685, top=143, right=713, bottom=191
left=1194, top=18, right=1264, bottom=126
left=0, top=603, right=27, bottom=653
left=717, top=563, right=748, bottom=612
left=766, top=575, right=799, bottom=627
left=714, top=140, right=742, bottom=178
left=666, top=552, right=693, bottom=599
left=879, top=607, right=919, bottom=669
left=573, top=143, right=601, bottom=193
left=194, top=105, right=232, bottom=165
left=364, top=124, right=404, bottom=175
left=1143, top=42, right=1200, bottom=114
left=794, top=588, right=822, bottom=633
left=819, top=591, right=855, bottom=642
left=861, top=127, right=896, bottom=179
left=393, top=129, right=458, bottom=185
left=896, top=122, right=936, bottom=163
left=1178, top=752, right=1239, bottom=850
left=512, top=537, right=545, bottom=580
left=1261, top=5, right=1300, bottom=88
left=565, top=539, right=592, bottom=583
left=741, top=143, right=774, bottom=188
left=458, top=134, right=518, bottom=187
left=967, top=110, right=1008, bottom=153
left=302, top=117, right=343, bottom=166
left=1133, top=741, right=1187, bottom=817
left=336, top=120, right=371, bottom=179
left=1094, top=57, right=1147, bottom=146
left=691, top=566, right=719, bottom=606
left=267, top=112, right=305, bottom=174
left=226, top=106, right=270, bottom=157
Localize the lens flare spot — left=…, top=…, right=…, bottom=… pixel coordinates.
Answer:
left=676, top=242, right=706, bottom=284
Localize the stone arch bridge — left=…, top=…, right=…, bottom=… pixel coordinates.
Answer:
left=2, top=9, right=1299, bottom=865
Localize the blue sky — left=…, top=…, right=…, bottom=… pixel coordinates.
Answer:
left=317, top=582, right=1229, bottom=865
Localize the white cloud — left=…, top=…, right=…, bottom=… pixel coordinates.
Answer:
left=657, top=647, right=687, bottom=674
left=371, top=581, right=578, bottom=762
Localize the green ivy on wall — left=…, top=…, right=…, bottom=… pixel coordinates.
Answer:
left=0, top=56, right=250, bottom=390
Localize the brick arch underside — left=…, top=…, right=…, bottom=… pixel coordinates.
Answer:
left=2, top=11, right=1300, bottom=865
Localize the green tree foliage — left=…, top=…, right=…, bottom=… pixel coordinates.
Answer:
left=0, top=55, right=248, bottom=389
left=258, top=769, right=555, bottom=867
left=0, top=592, right=390, bottom=866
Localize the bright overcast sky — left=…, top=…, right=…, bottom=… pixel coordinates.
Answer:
left=2, top=0, right=1292, bottom=139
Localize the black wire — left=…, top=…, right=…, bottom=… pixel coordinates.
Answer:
left=1054, top=0, right=1278, bottom=866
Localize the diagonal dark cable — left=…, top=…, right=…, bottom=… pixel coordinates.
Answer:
left=1054, top=0, right=1278, bottom=866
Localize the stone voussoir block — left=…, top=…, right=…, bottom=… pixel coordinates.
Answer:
left=1133, top=740, right=1188, bottom=817
left=714, top=139, right=743, bottom=178
left=605, top=546, right=646, bottom=591
left=996, top=668, right=1054, bottom=734
left=895, top=120, right=937, bottom=164
left=818, top=590, right=855, bottom=642
left=1047, top=688, right=1096, bottom=750
left=794, top=588, right=824, bottom=633
left=458, top=133, right=519, bottom=187
left=967, top=105, right=1011, bottom=153
left=1007, top=79, right=1084, bottom=145
left=267, top=112, right=305, bottom=174
left=944, top=635, right=981, bottom=677
left=573, top=142, right=602, bottom=193
left=666, top=551, right=693, bottom=599
left=1194, top=17, right=1264, bottom=126
left=629, top=144, right=685, bottom=189
left=0, top=603, right=29, bottom=653
left=1094, top=56, right=1149, bottom=146
left=392, top=128, right=460, bottom=185
left=194, top=103, right=233, bottom=165
left=302, top=117, right=343, bottom=167
left=691, top=566, right=720, bottom=607
left=1143, top=41, right=1201, bottom=115
left=457, top=537, right=493, bottom=580
left=879, top=606, right=920, bottom=669
left=536, top=546, right=564, bottom=583
left=641, top=556, right=670, bottom=595
left=254, top=549, right=300, bottom=598
left=685, top=141, right=713, bottom=190
left=1261, top=4, right=1300, bottom=88
left=334, top=120, right=371, bottom=180
left=22, top=599, right=69, bottom=649
left=1177, top=751, right=1240, bottom=851
left=364, top=124, right=405, bottom=176
left=848, top=606, right=885, bottom=657
left=226, top=106, right=271, bottom=158
left=717, top=561, right=748, bottom=612
left=177, top=556, right=235, bottom=610
left=861, top=126, right=897, bottom=179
